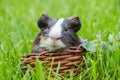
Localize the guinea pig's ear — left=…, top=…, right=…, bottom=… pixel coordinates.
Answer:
left=70, top=16, right=81, bottom=32
left=38, top=14, right=52, bottom=30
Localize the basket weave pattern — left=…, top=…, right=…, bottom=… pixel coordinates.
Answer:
left=22, top=46, right=85, bottom=76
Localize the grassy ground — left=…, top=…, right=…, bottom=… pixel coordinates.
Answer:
left=0, top=0, right=120, bottom=80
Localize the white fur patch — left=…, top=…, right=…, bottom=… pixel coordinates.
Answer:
left=49, top=18, right=64, bottom=38
left=39, top=19, right=65, bottom=50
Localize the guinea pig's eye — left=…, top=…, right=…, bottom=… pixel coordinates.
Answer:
left=65, top=28, right=68, bottom=31
left=63, top=25, right=68, bottom=31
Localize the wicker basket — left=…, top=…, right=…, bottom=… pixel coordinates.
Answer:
left=22, top=46, right=85, bottom=77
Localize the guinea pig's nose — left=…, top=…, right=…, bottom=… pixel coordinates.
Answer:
left=50, top=37, right=61, bottom=41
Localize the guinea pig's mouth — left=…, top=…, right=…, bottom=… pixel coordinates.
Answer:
left=51, top=45, right=60, bottom=49
left=51, top=42, right=59, bottom=47
left=48, top=45, right=63, bottom=50
left=52, top=45, right=57, bottom=47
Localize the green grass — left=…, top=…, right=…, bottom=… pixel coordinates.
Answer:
left=0, top=0, right=120, bottom=80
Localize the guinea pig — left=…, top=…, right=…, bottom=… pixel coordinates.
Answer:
left=31, top=14, right=81, bottom=53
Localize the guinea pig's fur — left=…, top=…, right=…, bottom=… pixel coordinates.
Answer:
left=31, top=14, right=81, bottom=53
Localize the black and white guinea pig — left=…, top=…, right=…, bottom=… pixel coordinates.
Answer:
left=31, top=14, right=81, bottom=53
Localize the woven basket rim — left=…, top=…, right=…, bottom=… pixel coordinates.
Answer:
left=23, top=46, right=85, bottom=57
